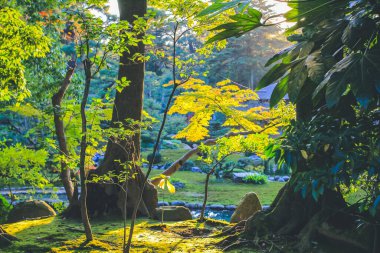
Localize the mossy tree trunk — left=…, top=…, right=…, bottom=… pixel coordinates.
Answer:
left=236, top=96, right=378, bottom=252
left=85, top=0, right=157, bottom=218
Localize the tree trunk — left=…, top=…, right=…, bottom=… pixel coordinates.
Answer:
left=52, top=64, right=76, bottom=204
left=0, top=226, right=18, bottom=247
left=86, top=0, right=157, bottom=218
left=79, top=60, right=93, bottom=241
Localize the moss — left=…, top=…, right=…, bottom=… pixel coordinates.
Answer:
left=2, top=217, right=245, bottom=253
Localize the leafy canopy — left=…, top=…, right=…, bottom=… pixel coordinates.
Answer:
left=0, top=7, right=51, bottom=101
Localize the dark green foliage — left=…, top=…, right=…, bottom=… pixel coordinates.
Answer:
left=243, top=174, right=268, bottom=185
left=147, top=153, right=162, bottom=164
left=268, top=109, right=380, bottom=211
left=0, top=195, right=12, bottom=223
left=181, top=161, right=195, bottom=171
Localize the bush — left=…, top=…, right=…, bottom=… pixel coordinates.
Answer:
left=181, top=161, right=194, bottom=171
left=0, top=195, right=12, bottom=223
left=243, top=174, right=268, bottom=185
left=147, top=153, right=162, bottom=164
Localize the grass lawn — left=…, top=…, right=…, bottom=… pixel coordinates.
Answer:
left=141, top=148, right=244, bottom=165
left=141, top=148, right=285, bottom=206
left=2, top=217, right=237, bottom=253
left=147, top=169, right=285, bottom=206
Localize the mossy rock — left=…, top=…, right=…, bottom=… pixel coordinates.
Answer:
left=153, top=206, right=192, bottom=221
left=7, top=200, right=56, bottom=223
left=230, top=192, right=262, bottom=223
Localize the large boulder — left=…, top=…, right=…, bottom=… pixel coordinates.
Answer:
left=230, top=192, right=262, bottom=223
left=153, top=206, right=192, bottom=221
left=7, top=200, right=56, bottom=223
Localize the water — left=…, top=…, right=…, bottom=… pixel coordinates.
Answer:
left=191, top=209, right=234, bottom=221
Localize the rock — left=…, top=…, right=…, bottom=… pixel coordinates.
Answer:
left=153, top=206, right=192, bottom=221
left=274, top=175, right=280, bottom=181
left=186, top=203, right=203, bottom=209
left=209, top=204, right=225, bottom=210
left=153, top=166, right=158, bottom=170
left=7, top=200, right=56, bottom=222
left=278, top=178, right=285, bottom=182
left=171, top=181, right=185, bottom=189
left=191, top=167, right=202, bottom=173
left=268, top=176, right=275, bottom=181
left=262, top=205, right=270, bottom=211
left=283, top=176, right=290, bottom=182
left=230, top=192, right=262, bottom=223
left=232, top=172, right=258, bottom=183
left=170, top=201, right=186, bottom=206
left=225, top=205, right=236, bottom=211
left=158, top=201, right=169, bottom=207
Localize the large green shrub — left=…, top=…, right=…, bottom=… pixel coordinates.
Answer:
left=243, top=174, right=268, bottom=185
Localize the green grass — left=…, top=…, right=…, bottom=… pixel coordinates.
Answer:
left=147, top=170, right=285, bottom=206
left=141, top=148, right=246, bottom=165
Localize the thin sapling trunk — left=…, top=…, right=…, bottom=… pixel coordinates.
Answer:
left=79, top=59, right=93, bottom=241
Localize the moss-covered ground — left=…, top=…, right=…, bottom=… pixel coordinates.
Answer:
left=2, top=217, right=251, bottom=253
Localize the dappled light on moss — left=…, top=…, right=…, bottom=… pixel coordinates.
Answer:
left=4, top=217, right=54, bottom=235
left=2, top=217, right=234, bottom=252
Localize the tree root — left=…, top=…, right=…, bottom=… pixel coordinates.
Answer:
left=0, top=226, right=19, bottom=247
left=212, top=220, right=246, bottom=238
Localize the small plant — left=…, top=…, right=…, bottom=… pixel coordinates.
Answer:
left=151, top=174, right=176, bottom=224
left=0, top=195, right=12, bottom=223
left=243, top=174, right=268, bottom=185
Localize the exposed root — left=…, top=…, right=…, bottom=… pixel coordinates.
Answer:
left=212, top=220, right=246, bottom=238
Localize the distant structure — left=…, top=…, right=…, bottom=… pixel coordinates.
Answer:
left=254, top=83, right=289, bottom=107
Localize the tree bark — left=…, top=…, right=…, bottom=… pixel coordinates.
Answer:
left=52, top=64, right=76, bottom=204
left=86, top=0, right=157, bottom=218
left=78, top=60, right=93, bottom=241
left=0, top=226, right=18, bottom=247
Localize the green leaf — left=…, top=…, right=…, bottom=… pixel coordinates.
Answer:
left=287, top=62, right=308, bottom=102
left=197, top=0, right=250, bottom=18
left=265, top=44, right=296, bottom=67
left=270, top=76, right=288, bottom=108
left=206, top=8, right=263, bottom=43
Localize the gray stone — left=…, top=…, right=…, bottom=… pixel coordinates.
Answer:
left=158, top=201, right=169, bottom=207
left=170, top=200, right=186, bottom=206
left=283, top=176, right=290, bottom=182
left=209, top=204, right=225, bottom=210
left=278, top=178, right=285, bottom=182
left=171, top=181, right=185, bottom=189
left=191, top=167, right=202, bottom=173
left=262, top=205, right=270, bottom=211
left=274, top=175, right=280, bottom=181
left=230, top=192, right=262, bottom=223
left=153, top=206, right=192, bottom=221
left=7, top=200, right=56, bottom=223
left=268, top=177, right=275, bottom=181
left=225, top=205, right=236, bottom=211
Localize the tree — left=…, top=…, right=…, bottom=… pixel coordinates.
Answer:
left=200, top=0, right=380, bottom=251
left=85, top=0, right=158, bottom=219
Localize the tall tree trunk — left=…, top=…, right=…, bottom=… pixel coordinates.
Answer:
left=86, top=0, right=157, bottom=218
left=52, top=64, right=76, bottom=204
